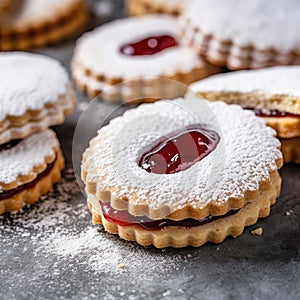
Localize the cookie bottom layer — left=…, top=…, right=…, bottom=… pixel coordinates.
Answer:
left=72, top=63, right=221, bottom=103
left=87, top=175, right=281, bottom=248
left=126, top=0, right=180, bottom=16
left=0, top=149, right=64, bottom=214
left=280, top=137, right=300, bottom=164
left=0, top=1, right=87, bottom=51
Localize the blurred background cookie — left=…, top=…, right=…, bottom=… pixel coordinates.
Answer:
left=181, top=0, right=300, bottom=70
left=0, top=0, right=88, bottom=50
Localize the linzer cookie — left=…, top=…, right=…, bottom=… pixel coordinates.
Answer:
left=180, top=0, right=300, bottom=70
left=188, top=66, right=300, bottom=139
left=0, top=0, right=87, bottom=51
left=0, top=0, right=13, bottom=15
left=0, top=130, right=64, bottom=215
left=0, top=52, right=76, bottom=144
left=72, top=15, right=221, bottom=103
left=81, top=99, right=283, bottom=248
left=126, top=0, right=187, bottom=16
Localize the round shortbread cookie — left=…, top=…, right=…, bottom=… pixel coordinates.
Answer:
left=0, top=52, right=76, bottom=144
left=81, top=99, right=282, bottom=222
left=0, top=0, right=87, bottom=51
left=188, top=66, right=300, bottom=138
left=0, top=129, right=64, bottom=214
left=280, top=137, right=300, bottom=164
left=72, top=15, right=221, bottom=103
left=180, top=0, right=300, bottom=70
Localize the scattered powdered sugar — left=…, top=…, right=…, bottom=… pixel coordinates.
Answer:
left=0, top=168, right=181, bottom=280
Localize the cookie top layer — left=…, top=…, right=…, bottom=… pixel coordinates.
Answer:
left=0, top=52, right=70, bottom=121
left=0, top=129, right=58, bottom=189
left=82, top=99, right=281, bottom=216
left=74, top=15, right=205, bottom=78
left=151, top=0, right=187, bottom=10
left=189, top=66, right=300, bottom=114
left=184, top=0, right=300, bottom=52
left=0, top=0, right=78, bottom=28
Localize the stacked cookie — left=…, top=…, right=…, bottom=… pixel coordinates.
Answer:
left=0, top=52, right=76, bottom=214
left=188, top=67, right=300, bottom=165
left=82, top=99, right=283, bottom=248
left=0, top=0, right=87, bottom=51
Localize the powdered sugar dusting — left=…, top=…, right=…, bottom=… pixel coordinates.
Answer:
left=83, top=99, right=281, bottom=213
left=184, top=0, right=300, bottom=51
left=189, top=66, right=300, bottom=99
left=0, top=52, right=69, bottom=121
left=0, top=129, right=58, bottom=187
left=74, top=15, right=204, bottom=78
left=0, top=170, right=181, bottom=280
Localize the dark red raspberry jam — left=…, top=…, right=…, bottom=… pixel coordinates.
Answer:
left=139, top=125, right=220, bottom=174
left=244, top=107, right=300, bottom=118
left=120, top=35, right=178, bottom=56
left=0, top=139, right=22, bottom=152
left=0, top=157, right=56, bottom=201
left=101, top=201, right=238, bottom=231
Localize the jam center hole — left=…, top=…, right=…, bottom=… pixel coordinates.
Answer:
left=120, top=35, right=178, bottom=56
left=138, top=125, right=220, bottom=174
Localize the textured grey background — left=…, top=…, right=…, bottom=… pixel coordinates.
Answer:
left=0, top=1, right=300, bottom=299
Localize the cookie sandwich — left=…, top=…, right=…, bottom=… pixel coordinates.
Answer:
left=72, top=15, right=220, bottom=103
left=0, top=52, right=76, bottom=144
left=82, top=99, right=282, bottom=248
left=188, top=66, right=300, bottom=164
left=0, top=0, right=87, bottom=51
left=180, top=0, right=300, bottom=70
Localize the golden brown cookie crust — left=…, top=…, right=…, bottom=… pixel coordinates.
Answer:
left=0, top=0, right=88, bottom=51
left=194, top=91, right=300, bottom=138
left=0, top=0, right=13, bottom=15
left=280, top=137, right=300, bottom=164
left=0, top=149, right=64, bottom=215
left=126, top=0, right=181, bottom=16
left=0, top=86, right=76, bottom=145
left=72, top=61, right=222, bottom=103
left=87, top=173, right=281, bottom=248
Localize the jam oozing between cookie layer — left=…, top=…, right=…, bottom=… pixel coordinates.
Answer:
left=244, top=107, right=300, bottom=118
left=0, top=157, right=57, bottom=201
left=101, top=201, right=238, bottom=230
left=120, top=35, right=178, bottom=56
left=0, top=139, right=22, bottom=152
left=139, top=125, right=220, bottom=174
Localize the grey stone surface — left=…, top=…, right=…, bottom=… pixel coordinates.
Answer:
left=0, top=1, right=299, bottom=299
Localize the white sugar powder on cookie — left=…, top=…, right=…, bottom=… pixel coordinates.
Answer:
left=0, top=52, right=69, bottom=121
left=189, top=66, right=300, bottom=99
left=74, top=15, right=205, bottom=78
left=83, top=99, right=282, bottom=211
left=183, top=0, right=300, bottom=51
left=0, top=129, right=58, bottom=186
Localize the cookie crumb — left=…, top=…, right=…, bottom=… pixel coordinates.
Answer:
left=251, top=227, right=263, bottom=236
left=117, top=263, right=126, bottom=269
left=187, top=254, right=192, bottom=258
left=285, top=210, right=294, bottom=216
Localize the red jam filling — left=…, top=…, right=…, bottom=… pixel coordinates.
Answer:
left=139, top=125, right=220, bottom=174
left=101, top=201, right=238, bottom=231
left=0, top=139, right=22, bottom=152
left=244, top=107, right=300, bottom=118
left=120, top=35, right=178, bottom=56
left=0, top=157, right=57, bottom=201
